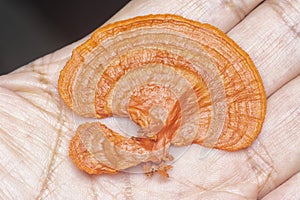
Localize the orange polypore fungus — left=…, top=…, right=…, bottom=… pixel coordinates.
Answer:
left=58, top=14, right=266, bottom=176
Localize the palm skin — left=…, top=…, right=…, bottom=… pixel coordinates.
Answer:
left=0, top=0, right=299, bottom=199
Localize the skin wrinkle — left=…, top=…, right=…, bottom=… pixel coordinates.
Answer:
left=0, top=128, right=36, bottom=167
left=266, top=0, right=300, bottom=38
left=211, top=172, right=246, bottom=190
left=136, top=185, right=173, bottom=199
left=194, top=156, right=254, bottom=198
left=261, top=172, right=300, bottom=200
left=0, top=129, right=32, bottom=184
left=175, top=175, right=208, bottom=191
left=167, top=154, right=216, bottom=195
left=0, top=189, right=7, bottom=200
left=39, top=178, right=66, bottom=200
left=172, top=0, right=194, bottom=15
left=39, top=159, right=81, bottom=198
left=168, top=180, right=201, bottom=199
left=37, top=137, right=76, bottom=198
left=175, top=0, right=212, bottom=21
left=1, top=142, right=48, bottom=190
left=17, top=93, right=57, bottom=127
left=171, top=185, right=250, bottom=200
left=0, top=153, right=36, bottom=196
left=273, top=104, right=300, bottom=148
left=0, top=106, right=49, bottom=167
left=96, top=178, right=113, bottom=197
left=0, top=165, right=32, bottom=199
left=90, top=178, right=99, bottom=200
left=222, top=0, right=247, bottom=20
left=172, top=0, right=217, bottom=22
left=245, top=142, right=275, bottom=194
left=35, top=118, right=64, bottom=200
left=207, top=190, right=249, bottom=200
left=275, top=107, right=300, bottom=151
left=123, top=174, right=134, bottom=200
left=94, top=176, right=128, bottom=199
left=263, top=73, right=300, bottom=138
left=183, top=169, right=252, bottom=199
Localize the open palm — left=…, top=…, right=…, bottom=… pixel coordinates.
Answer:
left=0, top=0, right=299, bottom=199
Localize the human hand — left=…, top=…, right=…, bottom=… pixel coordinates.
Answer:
left=0, top=0, right=299, bottom=199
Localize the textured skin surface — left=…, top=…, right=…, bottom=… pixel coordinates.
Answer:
left=0, top=0, right=300, bottom=199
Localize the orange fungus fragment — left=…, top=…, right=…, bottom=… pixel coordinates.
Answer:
left=58, top=14, right=266, bottom=176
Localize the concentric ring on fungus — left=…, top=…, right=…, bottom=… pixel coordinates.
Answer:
left=58, top=14, right=266, bottom=177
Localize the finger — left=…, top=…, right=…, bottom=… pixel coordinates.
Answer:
left=109, top=0, right=264, bottom=32
left=228, top=0, right=300, bottom=96
left=224, top=0, right=300, bottom=196
left=246, top=74, right=300, bottom=198
left=261, top=172, right=300, bottom=200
